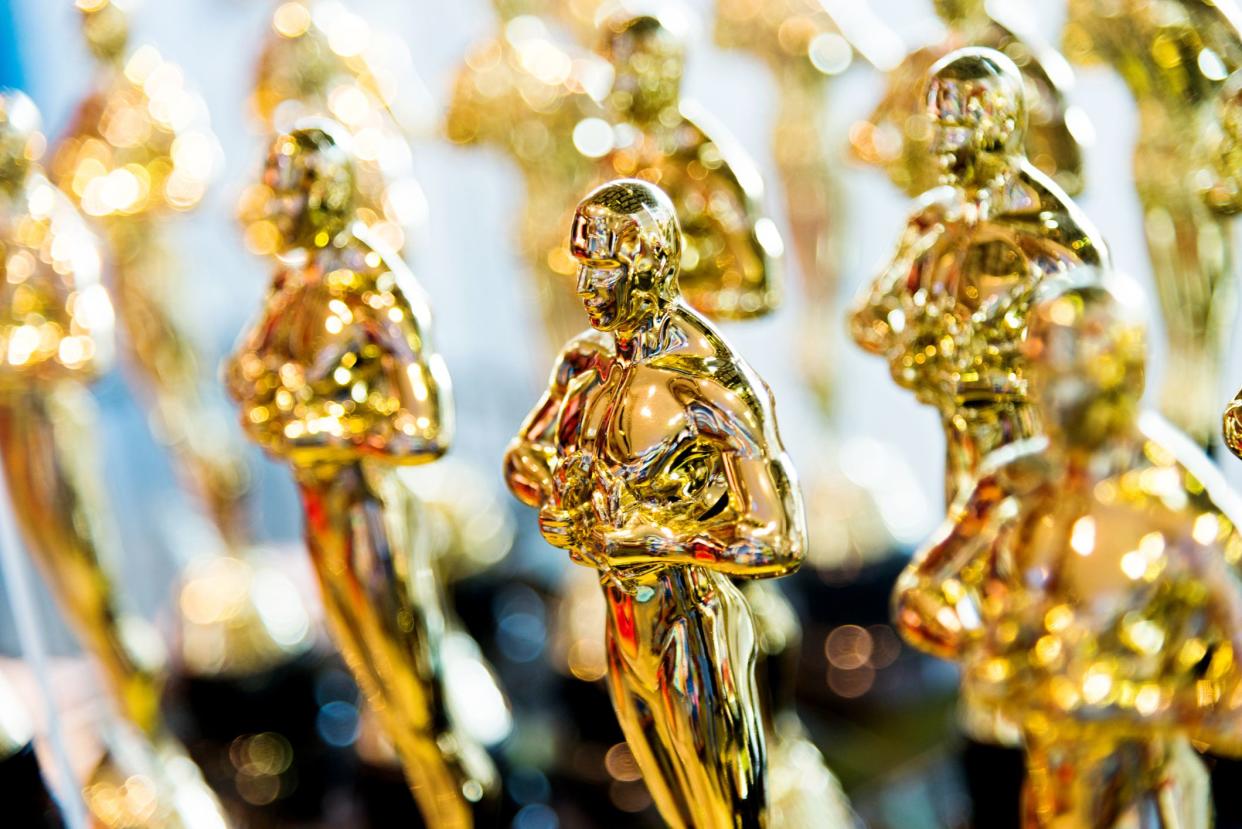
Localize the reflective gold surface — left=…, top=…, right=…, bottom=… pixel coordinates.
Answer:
left=51, top=0, right=239, bottom=543
left=227, top=123, right=498, bottom=828
left=896, top=270, right=1242, bottom=828
left=853, top=0, right=1088, bottom=199
left=504, top=179, right=807, bottom=828
left=596, top=9, right=783, bottom=321
left=446, top=5, right=612, bottom=355
left=1063, top=0, right=1242, bottom=446
left=249, top=0, right=432, bottom=256
left=850, top=48, right=1110, bottom=745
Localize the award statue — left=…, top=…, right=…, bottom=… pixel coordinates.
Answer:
left=505, top=179, right=808, bottom=828
left=853, top=0, right=1088, bottom=199
left=227, top=123, right=498, bottom=829
left=595, top=8, right=783, bottom=320
left=0, top=89, right=230, bottom=828
left=1062, top=0, right=1242, bottom=446
left=896, top=269, right=1242, bottom=828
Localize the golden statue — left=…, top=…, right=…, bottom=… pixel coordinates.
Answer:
left=446, top=3, right=613, bottom=356
left=504, top=178, right=809, bottom=828
left=227, top=123, right=499, bottom=829
left=247, top=0, right=433, bottom=257
left=51, top=0, right=241, bottom=543
left=0, top=89, right=231, bottom=828
left=595, top=8, right=783, bottom=321
left=50, top=0, right=315, bottom=683
left=895, top=269, right=1242, bottom=829
left=852, top=0, right=1089, bottom=199
left=1062, top=0, right=1242, bottom=447
left=850, top=48, right=1110, bottom=747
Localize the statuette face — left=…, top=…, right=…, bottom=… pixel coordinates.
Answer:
left=897, top=271, right=1242, bottom=828
left=506, top=178, right=806, bottom=828
left=854, top=2, right=1087, bottom=197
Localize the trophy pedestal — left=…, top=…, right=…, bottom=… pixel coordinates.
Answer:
left=0, top=742, right=65, bottom=829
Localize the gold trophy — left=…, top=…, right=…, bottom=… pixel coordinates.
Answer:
left=0, top=89, right=231, bottom=829
left=595, top=7, right=783, bottom=321
left=1062, top=0, right=1242, bottom=447
left=504, top=179, right=809, bottom=828
left=852, top=0, right=1088, bottom=199
left=895, top=269, right=1242, bottom=829
left=446, top=2, right=613, bottom=356
left=249, top=0, right=434, bottom=257
left=227, top=123, right=499, bottom=829
left=849, top=46, right=1109, bottom=757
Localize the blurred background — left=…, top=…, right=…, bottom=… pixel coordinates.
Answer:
left=1, top=1, right=1239, bottom=827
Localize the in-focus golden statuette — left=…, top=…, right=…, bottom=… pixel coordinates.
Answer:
left=595, top=7, right=783, bottom=321
left=850, top=48, right=1109, bottom=745
left=227, top=123, right=498, bottom=829
left=1063, top=0, right=1242, bottom=447
left=505, top=179, right=809, bottom=828
left=896, top=269, right=1242, bottom=828
left=0, top=89, right=230, bottom=829
left=853, top=0, right=1088, bottom=199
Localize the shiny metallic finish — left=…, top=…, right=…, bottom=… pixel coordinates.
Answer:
left=596, top=8, right=784, bottom=321
left=896, top=269, right=1242, bottom=828
left=247, top=0, right=432, bottom=257
left=853, top=0, right=1088, bottom=198
left=0, top=89, right=231, bottom=827
left=504, top=179, right=806, bottom=828
left=227, top=124, right=498, bottom=828
left=850, top=48, right=1109, bottom=746
left=1063, top=0, right=1242, bottom=446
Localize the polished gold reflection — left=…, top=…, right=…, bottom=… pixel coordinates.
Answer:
left=505, top=179, right=807, bottom=828
left=227, top=123, right=498, bottom=828
left=850, top=48, right=1109, bottom=744
left=0, top=89, right=164, bottom=737
left=596, top=8, right=783, bottom=321
left=853, top=0, right=1088, bottom=198
left=0, top=90, right=231, bottom=826
left=896, top=270, right=1242, bottom=829
left=53, top=0, right=313, bottom=681
left=1063, top=0, right=1242, bottom=446
left=249, top=0, right=432, bottom=256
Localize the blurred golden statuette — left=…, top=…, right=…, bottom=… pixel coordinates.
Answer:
left=248, top=0, right=433, bottom=256
left=504, top=178, right=813, bottom=828
left=853, top=0, right=1088, bottom=198
left=227, top=123, right=498, bottom=829
left=895, top=269, right=1242, bottom=828
left=1063, top=0, right=1242, bottom=446
left=52, top=0, right=313, bottom=683
left=445, top=2, right=614, bottom=355
left=850, top=47, right=1110, bottom=744
left=594, top=6, right=784, bottom=320
left=0, top=89, right=231, bottom=828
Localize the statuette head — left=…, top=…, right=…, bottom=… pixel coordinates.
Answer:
left=570, top=178, right=680, bottom=332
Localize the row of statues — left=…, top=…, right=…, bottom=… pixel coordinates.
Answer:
left=5, top=0, right=1242, bottom=828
